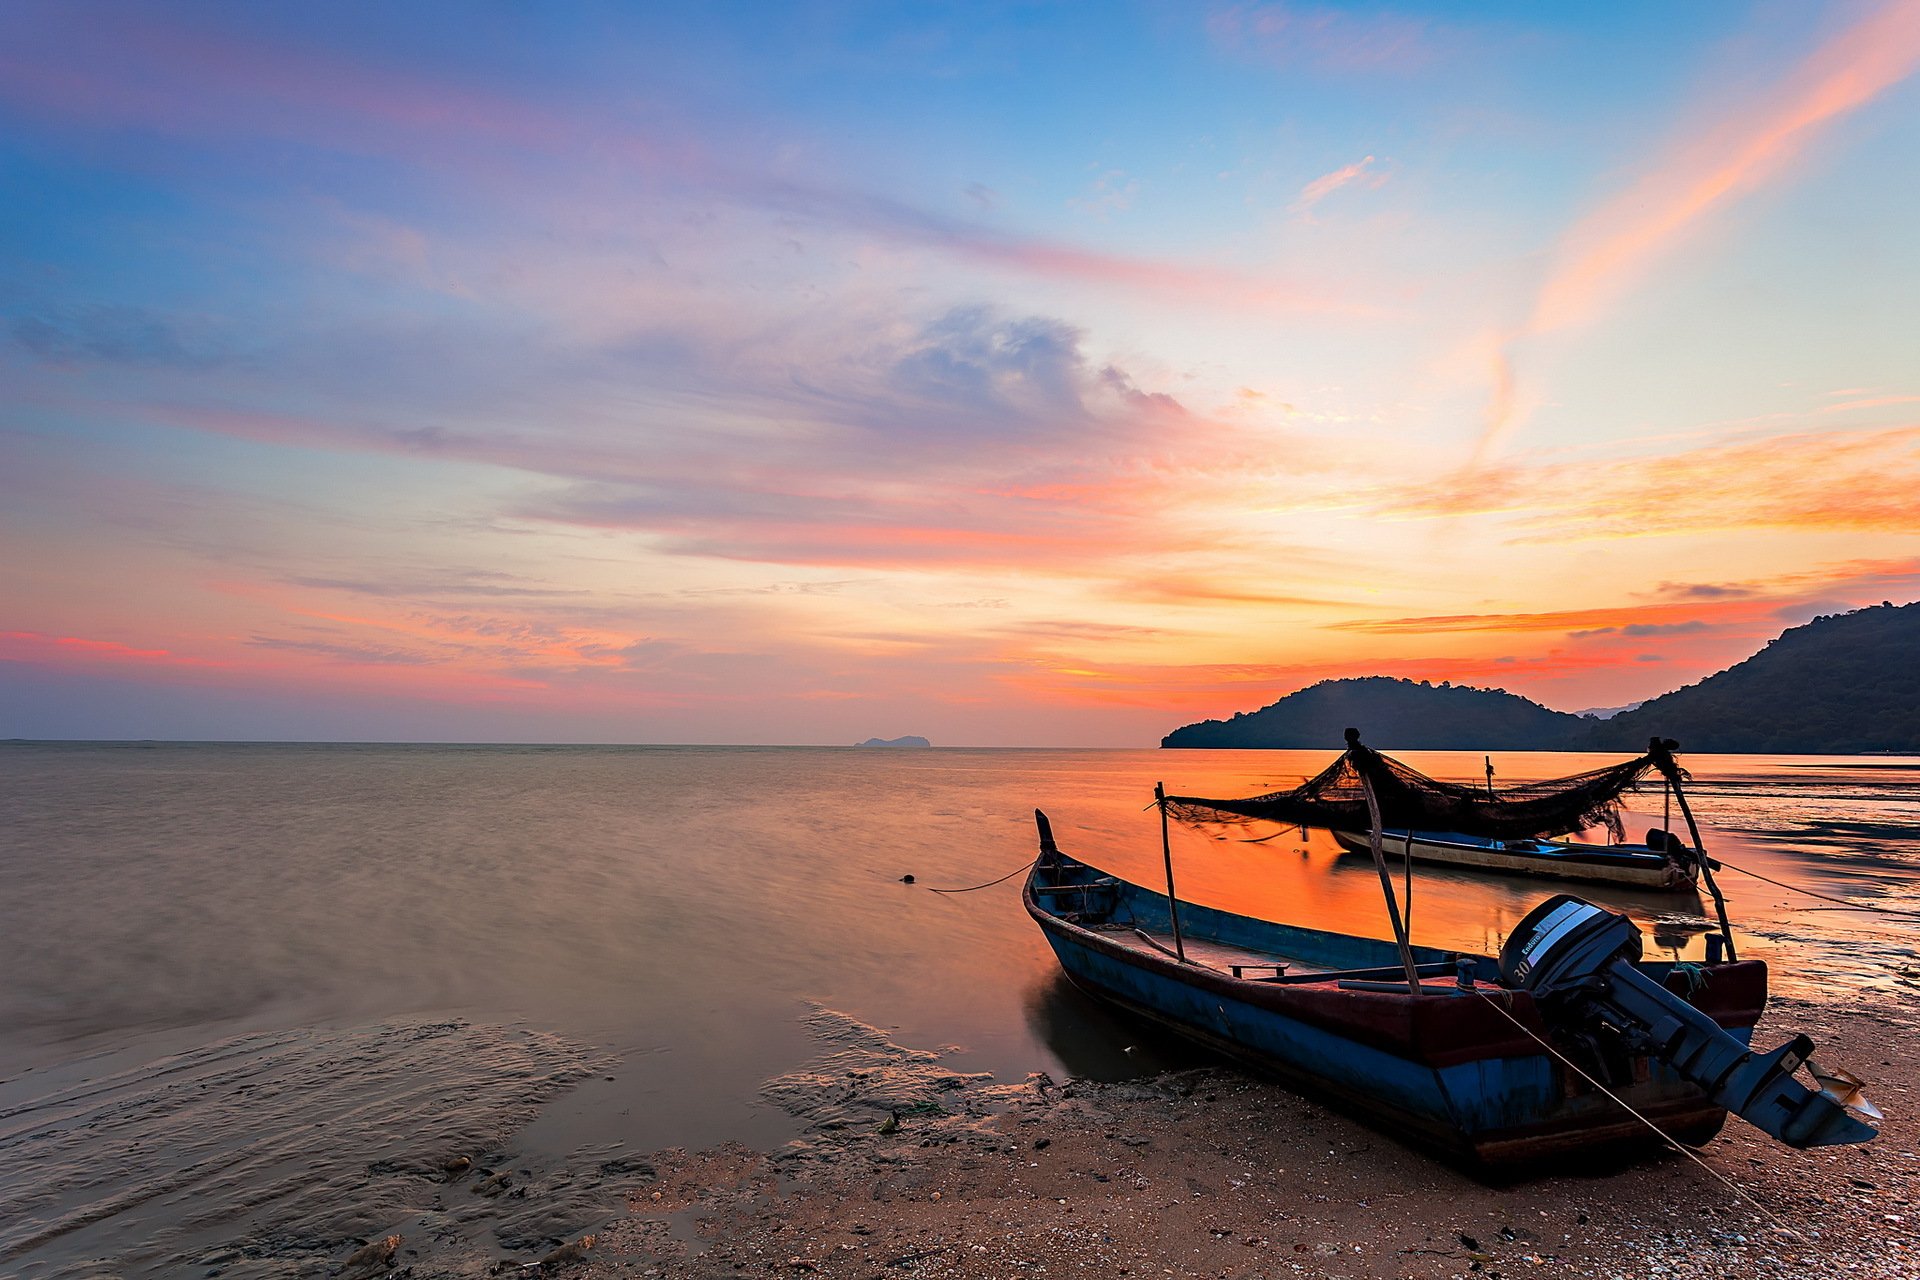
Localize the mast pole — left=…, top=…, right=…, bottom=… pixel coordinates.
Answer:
left=1349, top=730, right=1423, bottom=994
left=1155, top=783, right=1187, bottom=964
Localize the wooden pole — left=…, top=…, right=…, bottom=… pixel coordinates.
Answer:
left=1155, top=783, right=1187, bottom=964
left=1360, top=772, right=1425, bottom=994
left=1403, top=818, right=1414, bottom=938
left=1668, top=774, right=1738, bottom=962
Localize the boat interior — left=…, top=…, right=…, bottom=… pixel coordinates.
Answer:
left=1033, top=854, right=1507, bottom=993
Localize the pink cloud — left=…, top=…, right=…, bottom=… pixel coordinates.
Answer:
left=1480, top=0, right=1920, bottom=455
left=0, top=630, right=226, bottom=669
left=1290, top=155, right=1382, bottom=217
left=1535, top=0, right=1920, bottom=336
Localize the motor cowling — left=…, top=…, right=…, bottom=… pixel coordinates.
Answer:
left=1500, top=896, right=1877, bottom=1150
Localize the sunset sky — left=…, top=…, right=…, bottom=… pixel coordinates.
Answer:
left=4, top=1, right=1919, bottom=744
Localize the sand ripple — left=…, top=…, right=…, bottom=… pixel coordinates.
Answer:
left=0, top=1019, right=616, bottom=1277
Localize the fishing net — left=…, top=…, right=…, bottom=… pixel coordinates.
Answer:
left=1164, top=731, right=1681, bottom=841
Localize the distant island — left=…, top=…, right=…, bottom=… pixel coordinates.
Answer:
left=855, top=735, right=931, bottom=748
left=1163, top=601, right=1920, bottom=754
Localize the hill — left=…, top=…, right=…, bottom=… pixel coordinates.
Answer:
left=1589, top=602, right=1920, bottom=753
left=1162, top=602, right=1920, bottom=754
left=1161, top=676, right=1586, bottom=750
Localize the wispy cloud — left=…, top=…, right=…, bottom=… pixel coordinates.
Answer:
left=1330, top=603, right=1740, bottom=637
left=1381, top=425, right=1920, bottom=539
left=1290, top=155, right=1381, bottom=217
left=0, top=9, right=1371, bottom=323
left=1480, top=0, right=1920, bottom=454
left=0, top=630, right=224, bottom=668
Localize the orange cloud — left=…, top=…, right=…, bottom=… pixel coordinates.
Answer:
left=1387, top=424, right=1920, bottom=539
left=1325, top=600, right=1760, bottom=637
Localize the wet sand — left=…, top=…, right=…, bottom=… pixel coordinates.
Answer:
left=560, top=1000, right=1917, bottom=1280
left=17, top=998, right=1908, bottom=1278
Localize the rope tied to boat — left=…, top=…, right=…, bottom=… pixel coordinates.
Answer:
left=1468, top=988, right=1789, bottom=1232
left=1670, top=961, right=1711, bottom=997
left=921, top=857, right=1037, bottom=895
left=1713, top=857, right=1920, bottom=920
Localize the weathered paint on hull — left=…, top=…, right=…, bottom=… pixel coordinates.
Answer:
left=1039, top=922, right=1742, bottom=1165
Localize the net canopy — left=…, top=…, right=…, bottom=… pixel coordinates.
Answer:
left=1164, top=731, right=1683, bottom=841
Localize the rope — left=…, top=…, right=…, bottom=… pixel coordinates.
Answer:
left=1470, top=989, right=1787, bottom=1230
left=923, top=857, right=1036, bottom=895
left=1715, top=857, right=1920, bottom=920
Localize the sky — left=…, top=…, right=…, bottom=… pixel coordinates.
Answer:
left=3, top=0, right=1919, bottom=745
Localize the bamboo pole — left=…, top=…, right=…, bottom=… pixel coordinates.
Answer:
left=1668, top=773, right=1738, bottom=962
left=1647, top=737, right=1737, bottom=962
left=1155, top=782, right=1187, bottom=964
left=1360, top=771, right=1425, bottom=994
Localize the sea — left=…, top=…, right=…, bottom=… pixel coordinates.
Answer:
left=2, top=743, right=1916, bottom=1276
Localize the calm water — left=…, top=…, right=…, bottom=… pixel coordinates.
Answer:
left=2, top=744, right=1917, bottom=1275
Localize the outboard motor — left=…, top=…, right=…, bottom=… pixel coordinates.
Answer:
left=1500, top=896, right=1878, bottom=1149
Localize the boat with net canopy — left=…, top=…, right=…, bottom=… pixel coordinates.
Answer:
left=1024, top=731, right=1881, bottom=1166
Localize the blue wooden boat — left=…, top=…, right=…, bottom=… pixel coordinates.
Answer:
left=1026, top=733, right=1880, bottom=1166
left=1025, top=824, right=1752, bottom=1164
left=1328, top=827, right=1701, bottom=892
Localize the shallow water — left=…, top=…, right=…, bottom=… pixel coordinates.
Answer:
left=2, top=744, right=1915, bottom=1274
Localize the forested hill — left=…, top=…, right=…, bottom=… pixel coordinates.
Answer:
left=1591, top=602, right=1920, bottom=753
left=1161, top=602, right=1920, bottom=754
left=1160, top=676, right=1586, bottom=749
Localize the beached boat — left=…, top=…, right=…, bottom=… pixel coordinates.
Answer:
left=1024, top=732, right=1879, bottom=1166
left=1327, top=827, right=1700, bottom=891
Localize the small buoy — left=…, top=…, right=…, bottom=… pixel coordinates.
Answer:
left=900, top=874, right=915, bottom=884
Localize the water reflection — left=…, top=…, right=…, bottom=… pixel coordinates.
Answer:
left=1019, top=971, right=1210, bottom=1081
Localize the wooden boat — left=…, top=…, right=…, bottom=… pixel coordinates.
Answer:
left=1025, top=732, right=1879, bottom=1165
left=1025, top=824, right=1753, bottom=1165
left=1327, top=827, right=1700, bottom=891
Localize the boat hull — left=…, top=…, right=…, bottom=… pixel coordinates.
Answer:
left=1330, top=829, right=1695, bottom=892
left=1025, top=854, right=1757, bottom=1166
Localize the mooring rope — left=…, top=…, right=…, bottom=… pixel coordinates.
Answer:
left=922, top=857, right=1037, bottom=895
left=1713, top=857, right=1920, bottom=920
left=1470, top=989, right=1787, bottom=1230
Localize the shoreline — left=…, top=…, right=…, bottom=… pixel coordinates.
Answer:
left=558, top=996, right=1918, bottom=1280
left=13, top=994, right=1913, bottom=1277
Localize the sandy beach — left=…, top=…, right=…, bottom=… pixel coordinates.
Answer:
left=531, top=995, right=1918, bottom=1280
